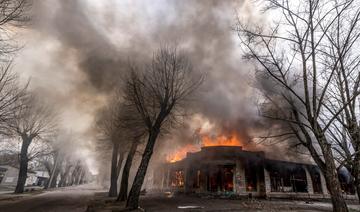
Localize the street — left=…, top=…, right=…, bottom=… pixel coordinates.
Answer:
left=87, top=192, right=360, bottom=212
left=0, top=184, right=101, bottom=212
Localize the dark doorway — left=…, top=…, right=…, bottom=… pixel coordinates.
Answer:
left=207, top=165, right=234, bottom=192
left=223, top=166, right=234, bottom=191
left=245, top=163, right=258, bottom=192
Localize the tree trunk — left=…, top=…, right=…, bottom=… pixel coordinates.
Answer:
left=117, top=141, right=138, bottom=201
left=355, top=179, right=360, bottom=204
left=79, top=170, right=86, bottom=184
left=66, top=173, right=72, bottom=186
left=49, top=168, right=60, bottom=188
left=74, top=167, right=83, bottom=185
left=59, top=165, right=71, bottom=187
left=47, top=153, right=60, bottom=189
left=126, top=130, right=158, bottom=209
left=353, top=153, right=360, bottom=204
left=14, top=136, right=31, bottom=194
left=109, top=142, right=120, bottom=197
left=43, top=162, right=52, bottom=189
left=350, top=132, right=360, bottom=204
left=70, top=166, right=79, bottom=185
left=116, top=151, right=124, bottom=179
left=59, top=173, right=66, bottom=187
left=322, top=145, right=348, bottom=212
left=325, top=170, right=348, bottom=212
left=70, top=172, right=75, bottom=185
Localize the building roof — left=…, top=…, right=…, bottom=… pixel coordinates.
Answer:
left=168, top=146, right=316, bottom=168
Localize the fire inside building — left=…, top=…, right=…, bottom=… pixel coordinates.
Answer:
left=154, top=146, right=358, bottom=200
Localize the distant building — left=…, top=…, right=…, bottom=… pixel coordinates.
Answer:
left=25, top=170, right=37, bottom=186
left=0, top=165, right=19, bottom=186
left=0, top=165, right=50, bottom=187
left=33, top=168, right=50, bottom=186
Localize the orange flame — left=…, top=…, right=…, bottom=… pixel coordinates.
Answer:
left=201, top=132, right=242, bottom=147
left=166, top=132, right=242, bottom=163
left=166, top=144, right=199, bottom=163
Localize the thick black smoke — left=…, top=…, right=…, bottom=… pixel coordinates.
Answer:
left=15, top=0, right=308, bottom=172
left=32, top=0, right=257, bottom=138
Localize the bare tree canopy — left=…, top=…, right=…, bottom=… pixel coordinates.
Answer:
left=95, top=94, right=128, bottom=197
left=95, top=88, right=147, bottom=201
left=125, top=46, right=203, bottom=209
left=320, top=0, right=360, bottom=200
left=0, top=0, right=29, bottom=24
left=0, top=0, right=30, bottom=57
left=8, top=94, right=57, bottom=138
left=7, top=93, right=58, bottom=193
left=0, top=63, right=25, bottom=136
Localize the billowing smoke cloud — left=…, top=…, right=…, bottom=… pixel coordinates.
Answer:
left=12, top=0, right=307, bottom=174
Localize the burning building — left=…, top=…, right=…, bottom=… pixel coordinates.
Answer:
left=153, top=145, right=357, bottom=200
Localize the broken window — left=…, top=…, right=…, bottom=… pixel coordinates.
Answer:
left=170, top=170, right=184, bottom=188
left=267, top=163, right=308, bottom=193
left=290, top=167, right=307, bottom=192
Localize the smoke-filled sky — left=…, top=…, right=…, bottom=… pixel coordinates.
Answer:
left=11, top=0, right=303, bottom=174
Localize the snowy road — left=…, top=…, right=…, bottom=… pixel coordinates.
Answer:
left=0, top=184, right=101, bottom=212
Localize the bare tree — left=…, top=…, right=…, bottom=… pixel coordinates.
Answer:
left=117, top=107, right=146, bottom=202
left=45, top=150, right=63, bottom=189
left=96, top=99, right=127, bottom=197
left=236, top=0, right=360, bottom=211
left=117, top=138, right=139, bottom=201
left=69, top=160, right=81, bottom=186
left=322, top=6, right=360, bottom=201
left=0, top=0, right=29, bottom=27
left=68, top=160, right=88, bottom=186
left=0, top=0, right=30, bottom=58
left=0, top=64, right=26, bottom=135
left=7, top=94, right=57, bottom=193
left=58, top=157, right=73, bottom=187
left=328, top=118, right=359, bottom=201
left=0, top=0, right=30, bottom=138
left=41, top=153, right=58, bottom=188
left=124, top=47, right=203, bottom=209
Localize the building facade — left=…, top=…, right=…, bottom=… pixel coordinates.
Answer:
left=0, top=165, right=50, bottom=187
left=0, top=165, right=19, bottom=186
left=154, top=146, right=357, bottom=200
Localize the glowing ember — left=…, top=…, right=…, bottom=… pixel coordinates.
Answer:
left=166, top=132, right=243, bottom=163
